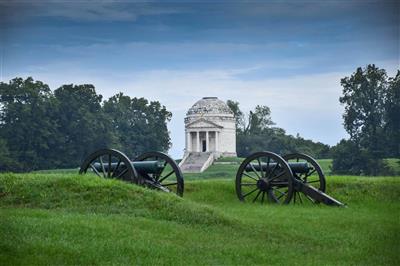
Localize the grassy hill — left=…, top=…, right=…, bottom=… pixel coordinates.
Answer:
left=1, top=163, right=399, bottom=265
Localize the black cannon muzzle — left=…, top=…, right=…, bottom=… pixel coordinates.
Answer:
left=93, top=161, right=165, bottom=175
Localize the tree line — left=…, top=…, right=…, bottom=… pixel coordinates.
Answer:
left=0, top=77, right=171, bottom=172
left=227, top=64, right=399, bottom=176
left=226, top=102, right=331, bottom=159
left=1, top=64, right=398, bottom=175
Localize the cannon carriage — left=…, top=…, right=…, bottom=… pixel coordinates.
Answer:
left=236, top=151, right=344, bottom=206
left=79, top=149, right=184, bottom=196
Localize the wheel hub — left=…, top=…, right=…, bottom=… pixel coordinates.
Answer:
left=257, top=178, right=270, bottom=191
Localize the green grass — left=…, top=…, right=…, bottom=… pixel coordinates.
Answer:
left=215, top=156, right=245, bottom=163
left=1, top=167, right=399, bottom=265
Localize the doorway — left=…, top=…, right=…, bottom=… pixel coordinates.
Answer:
left=202, top=140, right=207, bottom=152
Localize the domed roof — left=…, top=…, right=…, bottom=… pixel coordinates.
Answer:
left=187, top=97, right=233, bottom=116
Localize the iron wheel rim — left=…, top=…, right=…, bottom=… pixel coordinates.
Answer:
left=236, top=151, right=294, bottom=204
left=283, top=153, right=326, bottom=205
left=135, top=151, right=184, bottom=197
left=79, top=149, right=138, bottom=183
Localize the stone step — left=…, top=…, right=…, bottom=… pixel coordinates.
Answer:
left=179, top=152, right=214, bottom=173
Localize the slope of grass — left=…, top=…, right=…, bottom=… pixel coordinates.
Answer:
left=0, top=173, right=231, bottom=226
left=1, top=169, right=399, bottom=265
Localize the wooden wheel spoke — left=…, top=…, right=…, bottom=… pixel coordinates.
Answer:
left=273, top=187, right=287, bottom=196
left=90, top=164, right=102, bottom=177
left=162, top=182, right=178, bottom=187
left=267, top=164, right=279, bottom=180
left=269, top=170, right=286, bottom=182
left=157, top=160, right=168, bottom=178
left=277, top=193, right=286, bottom=200
left=99, top=157, right=106, bottom=177
left=158, top=170, right=174, bottom=183
left=306, top=180, right=320, bottom=184
left=241, top=182, right=257, bottom=186
left=242, top=172, right=259, bottom=181
left=261, top=191, right=266, bottom=204
left=253, top=190, right=262, bottom=202
left=305, top=169, right=317, bottom=178
left=107, top=154, right=112, bottom=177
left=243, top=187, right=259, bottom=198
left=304, top=194, right=316, bottom=204
left=112, top=159, right=122, bottom=177
left=298, top=193, right=303, bottom=204
left=257, top=158, right=264, bottom=178
left=249, top=163, right=261, bottom=179
left=116, top=168, right=128, bottom=178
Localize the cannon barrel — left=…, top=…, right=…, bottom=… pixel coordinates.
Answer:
left=245, top=162, right=310, bottom=174
left=93, top=161, right=165, bottom=175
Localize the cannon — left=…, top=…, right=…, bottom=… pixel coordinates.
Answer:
left=235, top=151, right=344, bottom=206
left=79, top=149, right=184, bottom=196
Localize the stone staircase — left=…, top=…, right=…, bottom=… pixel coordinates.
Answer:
left=179, top=152, right=214, bottom=173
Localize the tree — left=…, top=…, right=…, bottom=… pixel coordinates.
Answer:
left=332, top=65, right=400, bottom=175
left=53, top=84, right=114, bottom=167
left=0, top=77, right=57, bottom=171
left=0, top=77, right=174, bottom=172
left=227, top=100, right=330, bottom=158
left=103, top=93, right=172, bottom=158
left=0, top=138, right=18, bottom=171
left=331, top=139, right=391, bottom=175
left=385, top=70, right=400, bottom=157
left=247, top=105, right=275, bottom=134
left=339, top=64, right=387, bottom=158
left=226, top=100, right=244, bottom=130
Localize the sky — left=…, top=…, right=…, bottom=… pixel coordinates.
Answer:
left=0, top=0, right=399, bottom=158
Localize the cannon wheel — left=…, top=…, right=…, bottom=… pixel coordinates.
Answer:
left=236, top=151, right=294, bottom=204
left=135, top=151, right=184, bottom=197
left=283, top=153, right=326, bottom=204
left=79, top=149, right=138, bottom=183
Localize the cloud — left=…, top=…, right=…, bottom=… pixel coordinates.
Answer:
left=0, top=0, right=185, bottom=22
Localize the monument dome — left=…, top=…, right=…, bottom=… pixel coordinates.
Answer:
left=179, top=97, right=237, bottom=173
left=186, top=97, right=234, bottom=116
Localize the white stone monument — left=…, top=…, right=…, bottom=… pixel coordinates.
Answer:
left=179, top=97, right=236, bottom=173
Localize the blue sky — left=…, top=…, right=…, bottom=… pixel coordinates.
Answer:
left=1, top=0, right=399, bottom=158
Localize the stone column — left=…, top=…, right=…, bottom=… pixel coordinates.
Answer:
left=196, top=131, right=200, bottom=152
left=215, top=131, right=219, bottom=152
left=187, top=132, right=191, bottom=152
left=206, top=131, right=209, bottom=152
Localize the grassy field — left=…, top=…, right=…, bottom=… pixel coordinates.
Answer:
left=1, top=162, right=399, bottom=265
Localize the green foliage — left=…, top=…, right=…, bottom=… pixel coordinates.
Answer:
left=0, top=77, right=172, bottom=171
left=385, top=71, right=400, bottom=157
left=103, top=93, right=172, bottom=158
left=0, top=77, right=58, bottom=171
left=0, top=138, right=18, bottom=171
left=53, top=84, right=114, bottom=168
left=332, top=65, right=400, bottom=175
left=0, top=172, right=399, bottom=265
left=331, top=139, right=393, bottom=175
left=228, top=101, right=331, bottom=158
left=226, top=100, right=244, bottom=129
left=340, top=64, right=387, bottom=157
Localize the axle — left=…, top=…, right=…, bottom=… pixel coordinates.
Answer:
left=245, top=162, right=310, bottom=174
